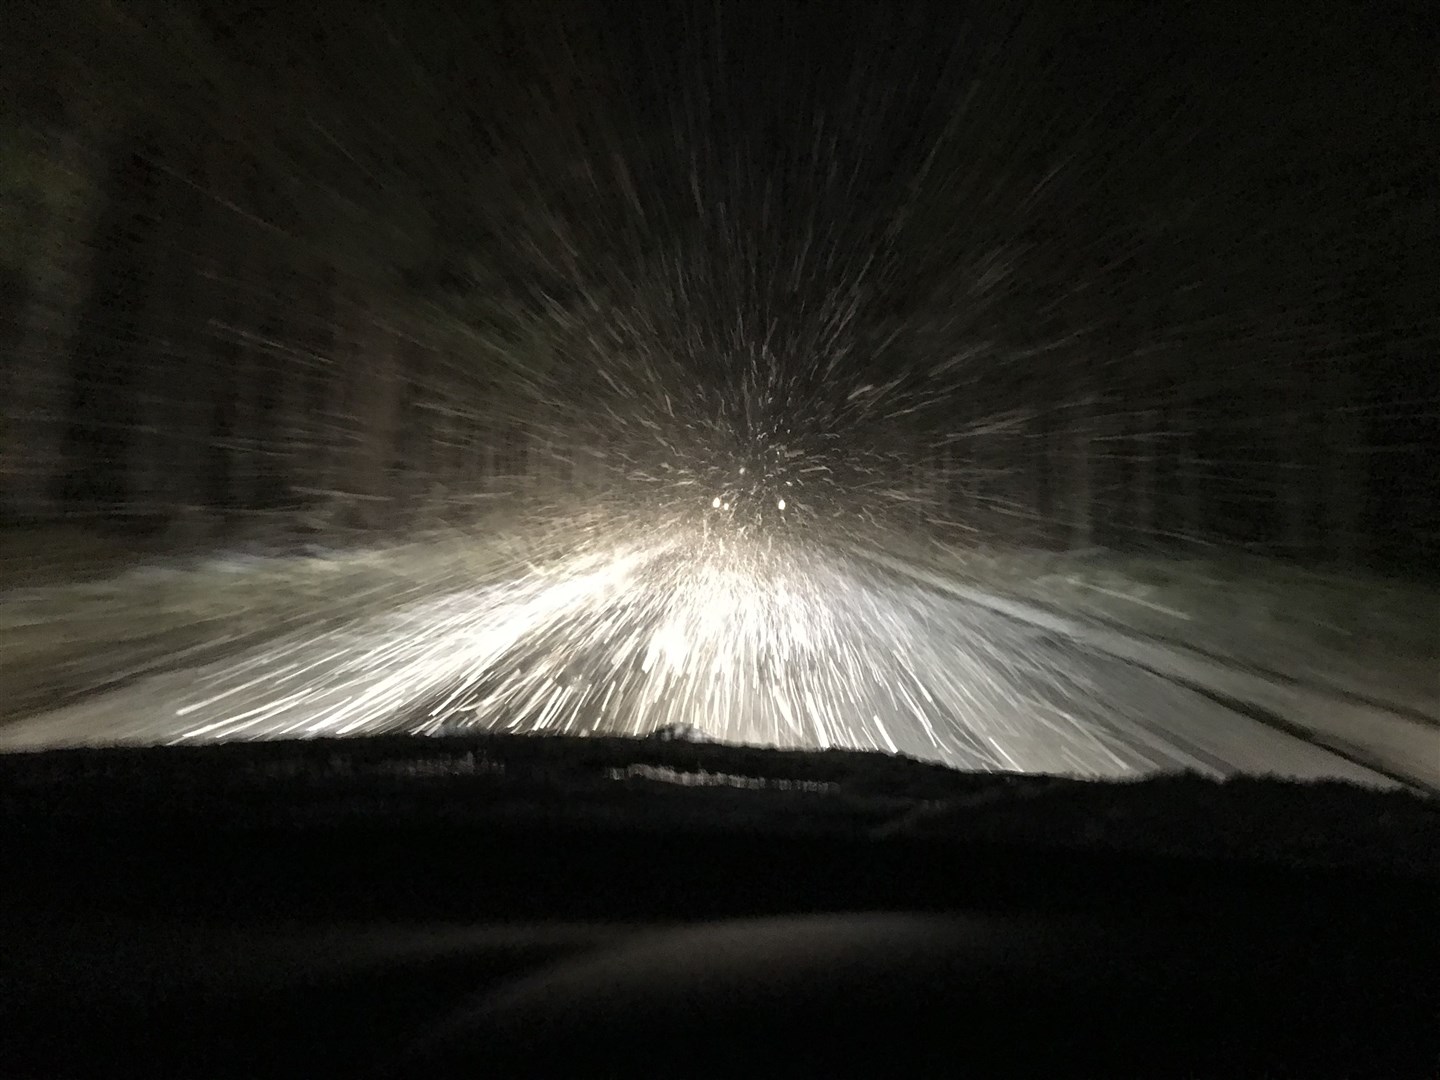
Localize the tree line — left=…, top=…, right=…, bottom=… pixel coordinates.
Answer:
left=0, top=0, right=1435, bottom=569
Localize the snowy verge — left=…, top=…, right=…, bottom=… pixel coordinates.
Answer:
left=850, top=533, right=1439, bottom=718
left=0, top=514, right=587, bottom=727
left=848, top=543, right=1440, bottom=793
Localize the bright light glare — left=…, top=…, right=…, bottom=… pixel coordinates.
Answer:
left=20, top=519, right=1201, bottom=780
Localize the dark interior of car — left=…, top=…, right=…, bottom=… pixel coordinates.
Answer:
left=3, top=736, right=1437, bottom=1078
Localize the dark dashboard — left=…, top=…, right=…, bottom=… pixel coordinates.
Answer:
left=2, top=735, right=1437, bottom=1078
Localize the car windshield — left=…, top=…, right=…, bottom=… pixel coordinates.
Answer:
left=1, top=1, right=1435, bottom=792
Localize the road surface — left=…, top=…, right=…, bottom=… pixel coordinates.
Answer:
left=0, top=535, right=1407, bottom=786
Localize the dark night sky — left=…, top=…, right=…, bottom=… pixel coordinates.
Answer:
left=2, top=0, right=1433, bottom=555
left=185, top=2, right=1436, bottom=327
left=165, top=1, right=1436, bottom=530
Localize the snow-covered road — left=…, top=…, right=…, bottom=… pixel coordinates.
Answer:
left=0, top=536, right=1421, bottom=788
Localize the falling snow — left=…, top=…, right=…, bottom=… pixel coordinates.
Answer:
left=0, top=2, right=1436, bottom=784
